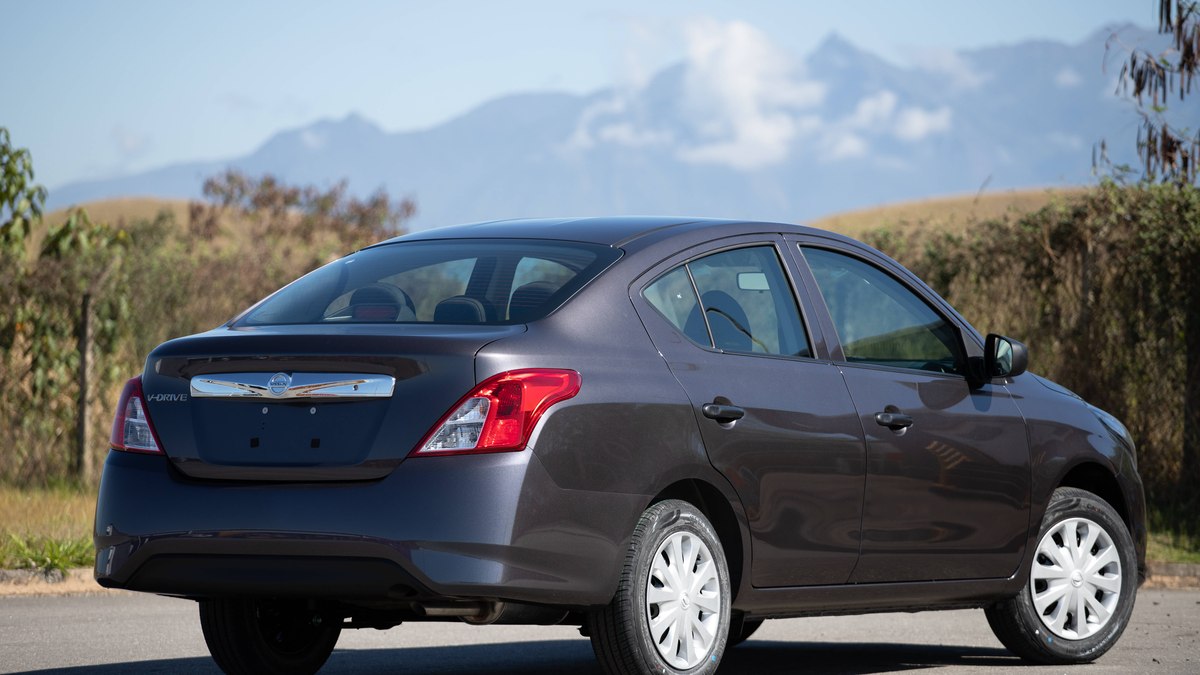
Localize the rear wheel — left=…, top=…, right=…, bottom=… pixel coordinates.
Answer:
left=199, top=598, right=341, bottom=675
left=588, top=499, right=731, bottom=674
left=985, top=487, right=1136, bottom=664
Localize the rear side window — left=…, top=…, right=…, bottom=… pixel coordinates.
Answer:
left=644, top=245, right=811, bottom=357
left=801, top=247, right=963, bottom=374
left=643, top=267, right=708, bottom=345
left=236, top=240, right=619, bottom=326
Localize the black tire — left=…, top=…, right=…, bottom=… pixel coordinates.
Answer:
left=727, top=618, right=763, bottom=648
left=199, top=598, right=341, bottom=675
left=587, top=499, right=731, bottom=675
left=985, top=487, right=1137, bottom=664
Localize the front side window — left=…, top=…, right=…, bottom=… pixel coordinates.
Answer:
left=801, top=247, right=962, bottom=374
left=644, top=246, right=811, bottom=357
left=236, top=240, right=618, bottom=326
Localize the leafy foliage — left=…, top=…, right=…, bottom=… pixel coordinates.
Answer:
left=0, top=127, right=47, bottom=256
left=3, top=533, right=92, bottom=573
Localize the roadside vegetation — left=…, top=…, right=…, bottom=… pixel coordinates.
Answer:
left=0, top=485, right=94, bottom=572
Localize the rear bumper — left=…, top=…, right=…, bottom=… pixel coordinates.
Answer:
left=94, top=449, right=645, bottom=606
left=101, top=554, right=427, bottom=599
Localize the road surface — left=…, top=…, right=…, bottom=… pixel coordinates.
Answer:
left=1, top=589, right=1197, bottom=673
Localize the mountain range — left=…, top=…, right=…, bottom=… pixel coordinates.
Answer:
left=48, top=24, right=1190, bottom=230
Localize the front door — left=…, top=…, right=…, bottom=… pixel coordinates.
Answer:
left=797, top=245, right=1031, bottom=583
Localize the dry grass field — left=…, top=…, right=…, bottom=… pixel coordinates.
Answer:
left=809, top=187, right=1087, bottom=238
left=43, top=197, right=191, bottom=229
left=33, top=198, right=191, bottom=258
left=40, top=195, right=352, bottom=263
left=44, top=188, right=1087, bottom=243
left=0, top=486, right=95, bottom=570
left=0, top=486, right=94, bottom=542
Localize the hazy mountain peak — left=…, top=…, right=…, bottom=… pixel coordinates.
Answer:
left=255, top=112, right=387, bottom=157
left=807, top=31, right=893, bottom=76
left=310, top=112, right=385, bottom=139
left=816, top=31, right=865, bottom=56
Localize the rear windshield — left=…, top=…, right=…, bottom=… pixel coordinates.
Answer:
left=234, top=239, right=620, bottom=327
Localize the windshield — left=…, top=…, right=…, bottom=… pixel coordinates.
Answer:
left=234, top=239, right=619, bottom=326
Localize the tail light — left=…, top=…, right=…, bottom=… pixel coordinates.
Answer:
left=110, top=376, right=163, bottom=454
left=413, top=369, right=581, bottom=456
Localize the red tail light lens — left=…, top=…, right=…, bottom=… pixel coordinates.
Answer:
left=414, top=369, right=581, bottom=456
left=110, top=376, right=163, bottom=454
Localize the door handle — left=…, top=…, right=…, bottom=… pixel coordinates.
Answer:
left=702, top=403, right=745, bottom=423
left=875, top=411, right=914, bottom=430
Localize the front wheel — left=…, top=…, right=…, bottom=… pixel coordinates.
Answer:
left=985, top=487, right=1137, bottom=664
left=587, top=499, right=731, bottom=675
left=199, top=598, right=341, bottom=675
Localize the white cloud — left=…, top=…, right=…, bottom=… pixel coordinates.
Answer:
left=793, top=115, right=823, bottom=135
left=816, top=90, right=950, bottom=158
left=826, top=133, right=869, bottom=160
left=849, top=90, right=898, bottom=129
left=893, top=106, right=952, bottom=141
left=675, top=18, right=826, bottom=169
left=561, top=17, right=831, bottom=169
left=566, top=18, right=962, bottom=169
left=910, top=49, right=988, bottom=89
left=1055, top=67, right=1082, bottom=88
left=564, top=96, right=629, bottom=150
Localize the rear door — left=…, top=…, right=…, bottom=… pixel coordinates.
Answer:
left=631, top=236, right=866, bottom=587
left=789, top=239, right=1031, bottom=583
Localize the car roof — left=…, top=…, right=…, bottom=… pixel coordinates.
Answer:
left=375, top=216, right=849, bottom=251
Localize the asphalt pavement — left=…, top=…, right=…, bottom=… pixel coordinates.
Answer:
left=1, top=588, right=1197, bottom=674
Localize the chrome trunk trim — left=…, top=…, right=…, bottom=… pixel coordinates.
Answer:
left=189, top=372, right=396, bottom=399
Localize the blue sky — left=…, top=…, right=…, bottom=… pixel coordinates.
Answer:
left=1, top=0, right=1149, bottom=190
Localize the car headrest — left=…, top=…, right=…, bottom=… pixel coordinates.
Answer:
left=434, top=295, right=487, bottom=323
left=508, top=281, right=559, bottom=322
left=349, top=283, right=416, bottom=321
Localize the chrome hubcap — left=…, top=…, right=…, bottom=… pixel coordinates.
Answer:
left=645, top=531, right=721, bottom=669
left=1030, top=517, right=1122, bottom=640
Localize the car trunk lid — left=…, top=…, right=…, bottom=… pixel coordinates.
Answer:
left=139, top=323, right=520, bottom=481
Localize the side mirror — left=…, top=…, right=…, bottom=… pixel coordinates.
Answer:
left=984, top=334, right=1028, bottom=379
